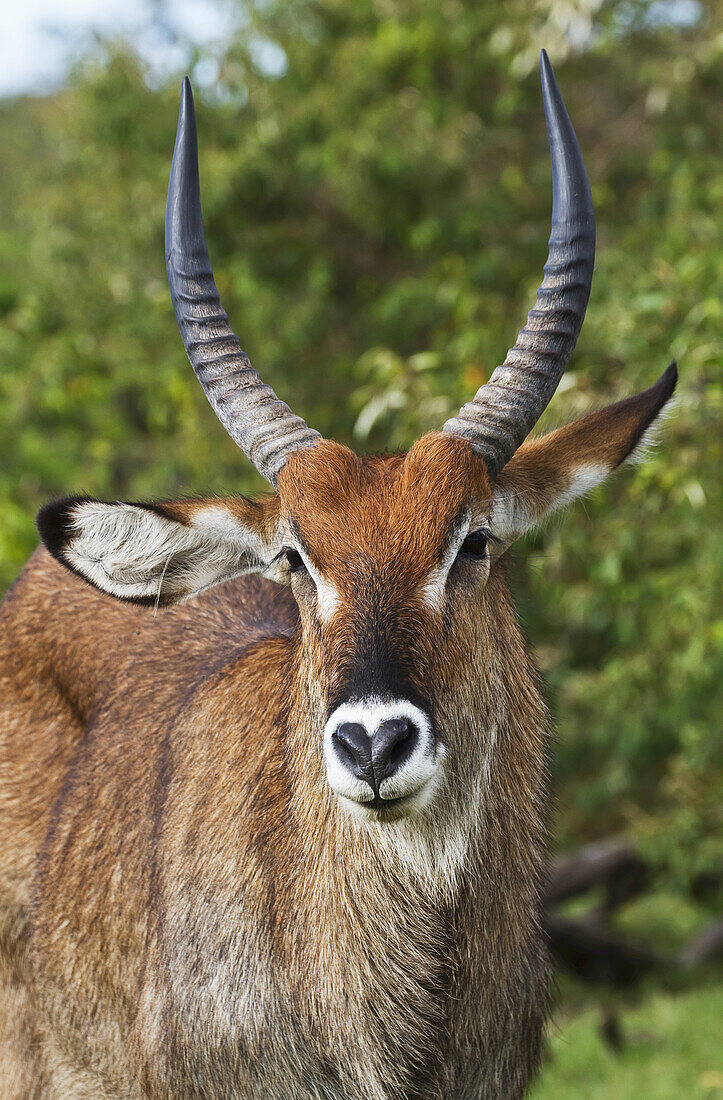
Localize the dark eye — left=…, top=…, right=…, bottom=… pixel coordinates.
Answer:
left=283, top=547, right=306, bottom=573
left=458, top=530, right=488, bottom=560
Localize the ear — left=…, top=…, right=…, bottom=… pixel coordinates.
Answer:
left=489, top=363, right=677, bottom=548
left=37, top=495, right=282, bottom=605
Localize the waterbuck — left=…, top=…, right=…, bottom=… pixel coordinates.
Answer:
left=0, top=52, right=676, bottom=1099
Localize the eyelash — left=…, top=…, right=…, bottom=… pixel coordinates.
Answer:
left=283, top=547, right=307, bottom=573
left=457, top=529, right=490, bottom=560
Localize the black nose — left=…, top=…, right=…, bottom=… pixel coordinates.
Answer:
left=332, top=718, right=418, bottom=792
left=372, top=718, right=417, bottom=780
left=333, top=722, right=373, bottom=785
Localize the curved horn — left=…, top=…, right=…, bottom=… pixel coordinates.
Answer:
left=165, top=78, right=321, bottom=485
left=442, top=50, right=596, bottom=478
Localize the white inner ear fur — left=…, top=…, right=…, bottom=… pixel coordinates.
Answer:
left=63, top=502, right=275, bottom=601
left=490, top=463, right=610, bottom=546
left=622, top=397, right=677, bottom=467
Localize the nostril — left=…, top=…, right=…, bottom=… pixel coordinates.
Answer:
left=372, top=718, right=418, bottom=780
left=332, top=722, right=373, bottom=783
left=389, top=727, right=414, bottom=770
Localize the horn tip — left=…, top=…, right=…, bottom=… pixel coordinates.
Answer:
left=166, top=72, right=202, bottom=263
left=179, top=76, right=195, bottom=123
left=539, top=48, right=559, bottom=103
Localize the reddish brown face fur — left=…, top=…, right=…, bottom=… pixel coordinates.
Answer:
left=271, top=434, right=494, bottom=815
left=279, top=435, right=489, bottom=696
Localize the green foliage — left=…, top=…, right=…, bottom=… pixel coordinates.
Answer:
left=536, top=886, right=722, bottom=1093
left=530, top=983, right=723, bottom=1099
left=0, top=0, right=720, bottom=891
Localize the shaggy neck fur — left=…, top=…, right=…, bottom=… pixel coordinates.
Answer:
left=253, top=567, right=550, bottom=1099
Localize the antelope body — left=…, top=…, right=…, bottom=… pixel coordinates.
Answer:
left=0, top=54, right=676, bottom=1099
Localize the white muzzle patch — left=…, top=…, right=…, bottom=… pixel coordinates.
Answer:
left=323, top=697, right=441, bottom=814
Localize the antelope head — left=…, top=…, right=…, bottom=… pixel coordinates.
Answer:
left=38, top=54, right=676, bottom=824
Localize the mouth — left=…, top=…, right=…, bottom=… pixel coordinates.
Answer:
left=338, top=789, right=424, bottom=823
left=368, top=794, right=409, bottom=814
